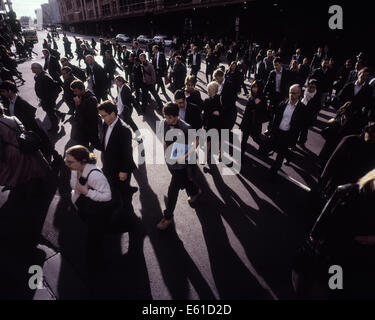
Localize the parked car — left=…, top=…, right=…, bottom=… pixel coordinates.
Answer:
left=153, top=35, right=172, bottom=46
left=115, top=34, right=131, bottom=43
left=136, top=35, right=152, bottom=44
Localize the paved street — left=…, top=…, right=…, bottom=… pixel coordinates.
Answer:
left=0, top=30, right=335, bottom=300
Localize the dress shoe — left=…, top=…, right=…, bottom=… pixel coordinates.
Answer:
left=157, top=218, right=173, bottom=230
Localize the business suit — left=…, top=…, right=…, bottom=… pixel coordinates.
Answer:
left=44, top=54, right=62, bottom=86
left=133, top=48, right=143, bottom=58
left=86, top=62, right=108, bottom=103
left=70, top=90, right=100, bottom=149
left=188, top=52, right=201, bottom=77
left=34, top=71, right=60, bottom=131
left=121, top=50, right=131, bottom=81
left=7, top=95, right=52, bottom=156
left=100, top=118, right=137, bottom=220
left=298, top=92, right=322, bottom=144
left=270, top=100, right=306, bottom=172
left=182, top=101, right=202, bottom=130
left=220, top=77, right=238, bottom=130
left=263, top=68, right=291, bottom=106
left=292, top=54, right=304, bottom=65
left=117, top=83, right=142, bottom=132
left=171, top=62, right=187, bottom=92
left=67, top=62, right=86, bottom=82
left=151, top=51, right=168, bottom=95
left=62, top=75, right=77, bottom=114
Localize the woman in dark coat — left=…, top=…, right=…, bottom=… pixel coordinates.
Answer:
left=205, top=48, right=216, bottom=84
left=225, top=61, right=242, bottom=94
left=184, top=75, right=203, bottom=111
left=203, top=81, right=223, bottom=163
left=239, top=80, right=267, bottom=151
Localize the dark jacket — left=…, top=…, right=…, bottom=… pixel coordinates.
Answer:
left=100, top=118, right=136, bottom=182
left=337, top=82, right=373, bottom=111
left=34, top=71, right=60, bottom=103
left=133, top=48, right=143, bottom=58
left=62, top=75, right=77, bottom=108
left=271, top=100, right=306, bottom=144
left=86, top=62, right=109, bottom=93
left=171, top=62, right=187, bottom=91
left=264, top=68, right=291, bottom=101
left=183, top=101, right=203, bottom=130
left=151, top=52, right=167, bottom=76
left=7, top=96, right=37, bottom=132
left=118, top=83, right=140, bottom=115
left=320, top=134, right=375, bottom=197
left=310, top=52, right=323, bottom=71
left=203, top=94, right=223, bottom=130
left=310, top=67, right=335, bottom=93
left=240, top=94, right=268, bottom=130
left=187, top=53, right=201, bottom=69
left=70, top=90, right=100, bottom=147
left=68, top=62, right=86, bottom=82
left=44, top=54, right=61, bottom=80
left=254, top=60, right=268, bottom=84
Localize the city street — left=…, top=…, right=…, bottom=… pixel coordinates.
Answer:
left=0, top=30, right=335, bottom=300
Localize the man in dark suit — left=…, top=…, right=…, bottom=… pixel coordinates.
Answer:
left=85, top=55, right=108, bottom=103
left=42, top=49, right=62, bottom=86
left=69, top=80, right=100, bottom=150
left=132, top=41, right=143, bottom=58
left=60, top=57, right=87, bottom=82
left=264, top=57, right=292, bottom=107
left=187, top=46, right=201, bottom=78
left=97, top=101, right=138, bottom=224
left=292, top=48, right=304, bottom=65
left=121, top=45, right=131, bottom=82
left=310, top=47, right=323, bottom=71
left=151, top=45, right=168, bottom=97
left=174, top=89, right=202, bottom=130
left=61, top=66, right=77, bottom=115
left=0, top=80, right=54, bottom=158
left=268, top=84, right=306, bottom=175
left=214, top=68, right=238, bottom=130
left=31, top=62, right=61, bottom=133
left=171, top=55, right=187, bottom=92
left=310, top=58, right=335, bottom=107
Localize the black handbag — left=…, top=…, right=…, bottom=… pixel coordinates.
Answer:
left=75, top=169, right=114, bottom=224
left=0, top=117, right=42, bottom=153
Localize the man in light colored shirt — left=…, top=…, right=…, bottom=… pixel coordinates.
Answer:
left=268, top=84, right=305, bottom=177
left=275, top=66, right=283, bottom=93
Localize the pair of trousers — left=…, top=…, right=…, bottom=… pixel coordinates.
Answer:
left=40, top=100, right=59, bottom=130
left=190, top=65, right=200, bottom=77
left=141, top=83, right=163, bottom=111
left=270, top=129, right=294, bottom=172
left=155, top=72, right=167, bottom=95
left=164, top=166, right=199, bottom=220
left=121, top=108, right=139, bottom=134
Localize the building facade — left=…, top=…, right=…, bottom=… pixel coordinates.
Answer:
left=35, top=8, right=43, bottom=30
left=49, top=0, right=62, bottom=25
left=56, top=0, right=247, bottom=35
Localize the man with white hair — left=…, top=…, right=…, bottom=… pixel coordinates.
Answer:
left=31, top=62, right=62, bottom=133
left=268, top=84, right=306, bottom=176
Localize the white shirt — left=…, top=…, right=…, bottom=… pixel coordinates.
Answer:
left=9, top=95, right=18, bottom=116
left=89, top=65, right=95, bottom=85
left=156, top=52, right=160, bottom=69
left=117, top=85, right=124, bottom=115
left=279, top=101, right=297, bottom=131
left=275, top=67, right=283, bottom=93
left=218, top=78, right=225, bottom=95
left=179, top=102, right=187, bottom=121
left=104, top=117, right=119, bottom=150
left=354, top=81, right=364, bottom=96
left=70, top=163, right=112, bottom=205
